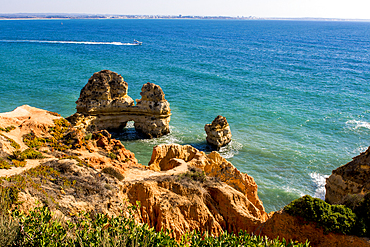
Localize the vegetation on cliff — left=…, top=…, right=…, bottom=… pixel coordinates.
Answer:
left=0, top=203, right=310, bottom=247
left=284, top=194, right=370, bottom=237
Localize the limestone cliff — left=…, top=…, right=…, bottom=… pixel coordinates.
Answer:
left=204, top=115, right=232, bottom=149
left=2, top=106, right=369, bottom=245
left=325, top=146, right=370, bottom=205
left=0, top=106, right=267, bottom=241
left=260, top=211, right=369, bottom=247
left=67, top=70, right=171, bottom=138
left=147, top=144, right=267, bottom=221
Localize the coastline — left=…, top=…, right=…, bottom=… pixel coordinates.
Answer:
left=0, top=14, right=369, bottom=22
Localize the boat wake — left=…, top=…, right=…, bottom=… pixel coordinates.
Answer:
left=0, top=40, right=139, bottom=46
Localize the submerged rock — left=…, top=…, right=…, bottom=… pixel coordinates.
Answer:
left=204, top=115, right=232, bottom=149
left=325, top=146, right=370, bottom=205
left=67, top=70, right=171, bottom=138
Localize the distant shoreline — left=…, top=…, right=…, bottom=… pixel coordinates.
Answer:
left=0, top=14, right=369, bottom=22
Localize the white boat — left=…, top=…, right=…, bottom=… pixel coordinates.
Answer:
left=132, top=39, right=142, bottom=45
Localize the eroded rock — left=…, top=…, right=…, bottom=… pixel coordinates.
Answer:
left=205, top=115, right=232, bottom=149
left=67, top=70, right=171, bottom=138
left=147, top=143, right=267, bottom=221
left=260, top=210, right=370, bottom=247
left=325, top=146, right=370, bottom=205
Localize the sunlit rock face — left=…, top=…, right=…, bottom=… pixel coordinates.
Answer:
left=204, top=115, right=232, bottom=150
left=67, top=70, right=171, bottom=138
left=325, top=146, right=370, bottom=205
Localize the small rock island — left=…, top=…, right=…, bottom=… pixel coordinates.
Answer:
left=205, top=115, right=232, bottom=150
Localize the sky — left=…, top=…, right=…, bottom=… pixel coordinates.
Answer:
left=1, top=0, right=370, bottom=19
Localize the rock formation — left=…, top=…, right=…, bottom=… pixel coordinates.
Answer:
left=2, top=106, right=370, bottom=245
left=204, top=115, right=232, bottom=149
left=325, top=146, right=370, bottom=205
left=67, top=70, right=171, bottom=138
left=147, top=144, right=267, bottom=221
left=260, top=210, right=370, bottom=247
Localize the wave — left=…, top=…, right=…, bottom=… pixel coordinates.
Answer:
left=218, top=140, right=243, bottom=159
left=310, top=172, right=329, bottom=200
left=346, top=120, right=370, bottom=130
left=0, top=39, right=137, bottom=46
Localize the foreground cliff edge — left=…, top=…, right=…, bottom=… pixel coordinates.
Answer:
left=1, top=105, right=369, bottom=246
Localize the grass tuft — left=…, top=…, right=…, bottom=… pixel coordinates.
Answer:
left=102, top=167, right=124, bottom=181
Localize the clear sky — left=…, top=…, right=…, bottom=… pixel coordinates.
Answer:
left=1, top=0, right=370, bottom=19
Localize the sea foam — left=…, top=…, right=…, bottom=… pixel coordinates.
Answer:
left=346, top=120, right=370, bottom=130
left=219, top=140, right=243, bottom=159
left=310, top=172, right=329, bottom=200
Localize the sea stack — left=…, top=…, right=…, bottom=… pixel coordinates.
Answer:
left=205, top=115, right=232, bottom=150
left=67, top=70, right=171, bottom=138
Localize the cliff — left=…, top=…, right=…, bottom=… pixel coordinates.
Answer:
left=0, top=106, right=266, bottom=240
left=326, top=146, right=370, bottom=205
left=1, top=105, right=370, bottom=246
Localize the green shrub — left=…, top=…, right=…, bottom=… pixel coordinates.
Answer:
left=0, top=186, right=19, bottom=211
left=10, top=149, right=44, bottom=161
left=0, top=125, right=16, bottom=133
left=284, top=195, right=357, bottom=235
left=23, top=132, right=46, bottom=149
left=0, top=212, right=20, bottom=247
left=60, top=156, right=87, bottom=167
left=84, top=133, right=92, bottom=140
left=352, top=193, right=370, bottom=237
left=102, top=167, right=124, bottom=181
left=0, top=158, right=11, bottom=169
left=6, top=205, right=310, bottom=247
left=108, top=152, right=117, bottom=160
left=0, top=134, right=20, bottom=150
left=11, top=160, right=26, bottom=168
left=178, top=167, right=207, bottom=183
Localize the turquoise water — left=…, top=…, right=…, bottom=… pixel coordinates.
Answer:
left=1, top=19, right=370, bottom=212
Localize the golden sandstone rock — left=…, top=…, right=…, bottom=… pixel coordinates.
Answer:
left=2, top=105, right=369, bottom=246
left=67, top=70, right=171, bottom=138
left=148, top=144, right=267, bottom=221
left=260, top=210, right=369, bottom=247
left=204, top=115, right=232, bottom=149
left=325, top=146, right=370, bottom=205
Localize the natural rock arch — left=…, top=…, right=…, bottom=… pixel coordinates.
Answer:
left=67, top=70, right=171, bottom=138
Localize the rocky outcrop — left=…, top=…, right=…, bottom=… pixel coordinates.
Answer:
left=67, top=70, right=171, bottom=138
left=0, top=106, right=267, bottom=240
left=0, top=105, right=62, bottom=157
left=147, top=144, right=267, bottom=221
left=260, top=211, right=370, bottom=247
left=325, top=146, right=370, bottom=205
left=125, top=174, right=265, bottom=240
left=204, top=115, right=232, bottom=149
left=0, top=106, right=139, bottom=178
left=2, top=106, right=370, bottom=245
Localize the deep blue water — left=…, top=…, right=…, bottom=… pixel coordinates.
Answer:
left=1, top=19, right=370, bottom=212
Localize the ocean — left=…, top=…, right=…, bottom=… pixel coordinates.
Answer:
left=0, top=19, right=369, bottom=212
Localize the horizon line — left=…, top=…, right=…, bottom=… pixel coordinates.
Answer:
left=0, top=13, right=370, bottom=22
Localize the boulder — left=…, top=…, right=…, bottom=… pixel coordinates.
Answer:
left=67, top=70, right=171, bottom=138
left=204, top=115, right=232, bottom=149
